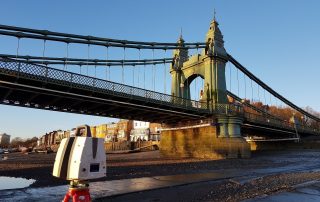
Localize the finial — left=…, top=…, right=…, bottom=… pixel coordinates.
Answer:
left=179, top=27, right=183, bottom=39
left=214, top=8, right=216, bottom=21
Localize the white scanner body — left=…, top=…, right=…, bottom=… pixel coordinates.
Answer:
left=53, top=136, right=106, bottom=180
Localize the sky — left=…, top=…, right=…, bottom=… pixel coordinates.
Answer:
left=1, top=0, right=320, bottom=139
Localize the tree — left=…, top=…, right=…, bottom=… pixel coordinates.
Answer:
left=10, top=136, right=38, bottom=148
left=10, top=137, right=24, bottom=148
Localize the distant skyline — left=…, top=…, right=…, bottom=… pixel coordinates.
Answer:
left=1, top=0, right=320, bottom=139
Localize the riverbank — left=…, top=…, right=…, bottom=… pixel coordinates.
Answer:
left=0, top=150, right=291, bottom=188
left=1, top=150, right=320, bottom=201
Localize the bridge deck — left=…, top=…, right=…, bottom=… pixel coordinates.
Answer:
left=0, top=59, right=242, bottom=123
left=0, top=58, right=318, bottom=135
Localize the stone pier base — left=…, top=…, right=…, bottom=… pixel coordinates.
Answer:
left=160, top=125, right=251, bottom=159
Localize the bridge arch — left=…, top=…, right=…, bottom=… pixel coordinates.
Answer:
left=182, top=73, right=204, bottom=100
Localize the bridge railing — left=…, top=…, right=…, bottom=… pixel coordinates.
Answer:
left=244, top=112, right=320, bottom=135
left=295, top=123, right=320, bottom=135
left=212, top=103, right=244, bottom=116
left=0, top=58, right=244, bottom=117
left=244, top=112, right=293, bottom=130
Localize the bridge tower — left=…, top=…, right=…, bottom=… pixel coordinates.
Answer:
left=161, top=17, right=250, bottom=159
left=170, top=17, right=228, bottom=105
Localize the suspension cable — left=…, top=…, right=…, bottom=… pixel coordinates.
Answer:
left=42, top=39, right=46, bottom=65
left=13, top=60, right=171, bottom=66
left=152, top=49, right=155, bottom=91
left=105, top=46, right=109, bottom=80
left=122, top=47, right=125, bottom=84
left=2, top=54, right=173, bottom=66
left=108, top=65, right=111, bottom=81
left=163, top=49, right=167, bottom=94
left=138, top=49, right=140, bottom=88
left=251, top=79, right=253, bottom=103
left=15, top=37, right=20, bottom=61
left=229, top=62, right=232, bottom=92
left=3, top=54, right=172, bottom=63
left=0, top=24, right=206, bottom=49
left=243, top=72, right=246, bottom=99
left=236, top=67, right=239, bottom=96
left=87, top=44, right=90, bottom=76
left=269, top=92, right=272, bottom=106
left=257, top=85, right=260, bottom=102
left=143, top=62, right=146, bottom=89
left=65, top=42, right=69, bottom=71
left=131, top=51, right=135, bottom=87
left=228, top=54, right=320, bottom=122
left=132, top=64, right=135, bottom=87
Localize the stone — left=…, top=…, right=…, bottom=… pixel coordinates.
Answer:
left=160, top=125, right=250, bottom=159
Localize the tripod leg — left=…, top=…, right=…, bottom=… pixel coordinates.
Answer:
left=62, top=192, right=70, bottom=202
left=72, top=192, right=78, bottom=202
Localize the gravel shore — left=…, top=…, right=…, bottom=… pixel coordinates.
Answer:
left=1, top=150, right=320, bottom=201
left=0, top=150, right=289, bottom=187
left=101, top=171, right=320, bottom=202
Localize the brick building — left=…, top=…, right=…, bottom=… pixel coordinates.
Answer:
left=117, top=120, right=133, bottom=141
left=106, top=122, right=118, bottom=142
left=0, top=133, right=10, bottom=146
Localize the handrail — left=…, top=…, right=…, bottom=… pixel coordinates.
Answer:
left=244, top=112, right=320, bottom=135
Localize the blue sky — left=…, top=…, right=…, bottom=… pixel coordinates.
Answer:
left=1, top=0, right=320, bottom=139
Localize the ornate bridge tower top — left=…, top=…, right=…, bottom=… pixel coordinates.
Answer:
left=205, top=18, right=227, bottom=59
left=171, top=34, right=188, bottom=72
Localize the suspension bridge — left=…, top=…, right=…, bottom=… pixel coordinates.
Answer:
left=0, top=18, right=319, bottom=158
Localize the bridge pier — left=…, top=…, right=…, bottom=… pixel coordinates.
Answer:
left=160, top=119, right=250, bottom=159
left=217, top=116, right=229, bottom=137
left=217, top=116, right=243, bottom=138
left=228, top=117, right=243, bottom=138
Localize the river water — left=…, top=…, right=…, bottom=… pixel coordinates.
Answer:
left=0, top=176, right=35, bottom=190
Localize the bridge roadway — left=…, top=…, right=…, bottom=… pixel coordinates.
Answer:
left=0, top=58, right=220, bottom=123
left=0, top=58, right=318, bottom=136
